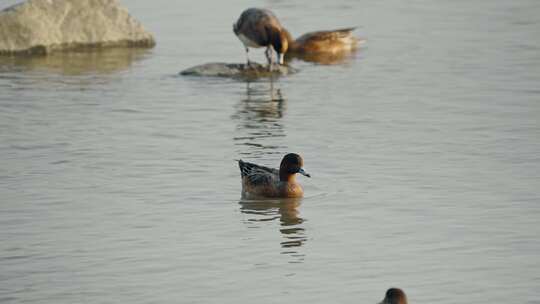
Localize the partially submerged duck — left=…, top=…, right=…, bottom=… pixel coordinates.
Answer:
left=233, top=8, right=289, bottom=68
left=380, top=288, right=408, bottom=304
left=238, top=153, right=310, bottom=198
left=284, top=27, right=362, bottom=64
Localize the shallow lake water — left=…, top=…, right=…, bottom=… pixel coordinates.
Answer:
left=1, top=0, right=540, bottom=303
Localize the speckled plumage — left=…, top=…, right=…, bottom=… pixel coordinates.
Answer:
left=238, top=154, right=310, bottom=198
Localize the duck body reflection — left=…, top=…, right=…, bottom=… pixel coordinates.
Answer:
left=232, top=81, right=287, bottom=156
left=239, top=197, right=307, bottom=260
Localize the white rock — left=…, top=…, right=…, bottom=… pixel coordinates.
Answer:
left=0, top=0, right=155, bottom=55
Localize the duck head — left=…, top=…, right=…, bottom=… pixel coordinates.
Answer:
left=381, top=288, right=407, bottom=304
left=267, top=26, right=289, bottom=64
left=279, top=153, right=310, bottom=181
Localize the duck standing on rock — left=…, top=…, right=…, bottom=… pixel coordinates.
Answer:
left=233, top=8, right=289, bottom=69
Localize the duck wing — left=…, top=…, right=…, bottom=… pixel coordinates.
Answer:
left=238, top=159, right=279, bottom=186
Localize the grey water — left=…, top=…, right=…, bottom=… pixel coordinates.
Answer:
left=1, top=0, right=540, bottom=303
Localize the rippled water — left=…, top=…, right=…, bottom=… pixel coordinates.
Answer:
left=1, top=0, right=540, bottom=303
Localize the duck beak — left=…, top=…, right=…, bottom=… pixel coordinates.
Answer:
left=298, top=168, right=311, bottom=178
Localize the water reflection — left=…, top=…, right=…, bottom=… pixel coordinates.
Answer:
left=239, top=198, right=307, bottom=262
left=231, top=81, right=287, bottom=158
left=0, top=48, right=151, bottom=75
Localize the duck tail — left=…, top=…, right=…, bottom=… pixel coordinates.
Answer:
left=333, top=27, right=357, bottom=33
left=238, top=159, right=251, bottom=177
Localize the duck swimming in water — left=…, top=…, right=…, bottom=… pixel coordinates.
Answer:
left=282, top=27, right=363, bottom=64
left=238, top=153, right=310, bottom=198
left=233, top=8, right=289, bottom=69
left=284, top=27, right=360, bottom=55
left=380, top=288, right=408, bottom=304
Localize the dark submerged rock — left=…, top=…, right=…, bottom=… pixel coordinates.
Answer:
left=180, top=62, right=297, bottom=79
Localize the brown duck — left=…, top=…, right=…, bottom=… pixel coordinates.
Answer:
left=284, top=27, right=360, bottom=55
left=238, top=153, right=310, bottom=198
left=234, top=8, right=361, bottom=65
left=380, top=288, right=408, bottom=304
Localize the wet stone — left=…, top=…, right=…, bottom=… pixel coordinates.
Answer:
left=180, top=62, right=298, bottom=79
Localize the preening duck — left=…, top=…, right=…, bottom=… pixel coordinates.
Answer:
left=233, top=8, right=289, bottom=68
left=233, top=8, right=362, bottom=66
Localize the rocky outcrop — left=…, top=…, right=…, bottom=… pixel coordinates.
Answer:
left=0, top=0, right=155, bottom=55
left=180, top=62, right=297, bottom=79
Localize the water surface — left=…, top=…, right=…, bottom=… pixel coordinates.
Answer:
left=1, top=0, right=540, bottom=303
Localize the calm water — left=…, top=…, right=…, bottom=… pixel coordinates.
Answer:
left=1, top=0, right=540, bottom=303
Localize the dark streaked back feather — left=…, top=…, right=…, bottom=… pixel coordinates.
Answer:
left=238, top=159, right=279, bottom=186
